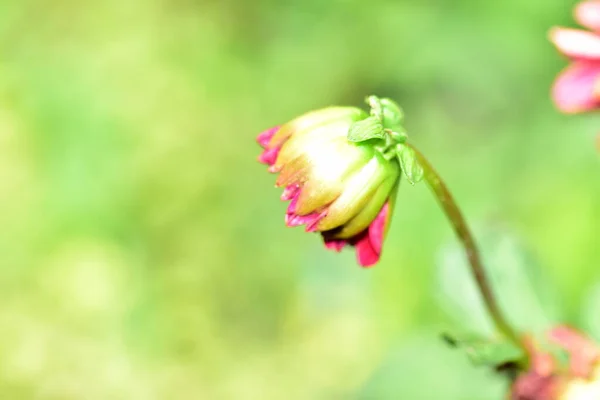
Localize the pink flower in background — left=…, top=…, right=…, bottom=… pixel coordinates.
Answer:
left=257, top=106, right=401, bottom=267
left=550, top=1, right=600, bottom=113
left=510, top=326, right=600, bottom=400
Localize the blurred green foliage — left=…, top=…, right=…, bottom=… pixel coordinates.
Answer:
left=0, top=0, right=598, bottom=398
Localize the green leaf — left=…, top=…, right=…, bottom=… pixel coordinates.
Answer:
left=396, top=144, right=424, bottom=184
left=582, top=284, right=600, bottom=342
left=347, top=116, right=385, bottom=142
left=358, top=335, right=505, bottom=400
left=442, top=332, right=524, bottom=368
left=436, top=226, right=561, bottom=337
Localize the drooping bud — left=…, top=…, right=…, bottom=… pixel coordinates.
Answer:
left=256, top=96, right=411, bottom=266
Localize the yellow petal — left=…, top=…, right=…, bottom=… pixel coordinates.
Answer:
left=275, top=155, right=310, bottom=187
left=316, top=154, right=391, bottom=231
left=274, top=117, right=354, bottom=169
left=268, top=107, right=366, bottom=149
left=293, top=140, right=373, bottom=215
left=330, top=174, right=399, bottom=239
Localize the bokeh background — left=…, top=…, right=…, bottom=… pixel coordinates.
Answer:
left=0, top=0, right=598, bottom=399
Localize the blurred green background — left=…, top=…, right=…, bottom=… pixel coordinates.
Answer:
left=0, top=0, right=598, bottom=399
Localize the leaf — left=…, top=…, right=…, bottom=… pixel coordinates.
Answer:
left=436, top=225, right=562, bottom=338
left=347, top=116, right=385, bottom=142
left=442, top=332, right=524, bottom=368
left=396, top=144, right=424, bottom=184
left=358, top=335, right=505, bottom=400
left=582, top=283, right=600, bottom=342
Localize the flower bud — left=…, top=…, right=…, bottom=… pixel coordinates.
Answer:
left=257, top=102, right=403, bottom=267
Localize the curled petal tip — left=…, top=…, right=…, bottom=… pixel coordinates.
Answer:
left=258, top=147, right=280, bottom=166
left=284, top=213, right=303, bottom=227
left=281, top=185, right=299, bottom=201
left=286, top=195, right=298, bottom=214
left=323, top=238, right=346, bottom=252
left=285, top=211, right=324, bottom=229
left=304, top=212, right=327, bottom=232
left=256, top=126, right=279, bottom=148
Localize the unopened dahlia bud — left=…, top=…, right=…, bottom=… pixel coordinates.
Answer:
left=257, top=97, right=408, bottom=267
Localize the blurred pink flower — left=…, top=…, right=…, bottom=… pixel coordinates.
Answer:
left=510, top=326, right=600, bottom=400
left=550, top=1, right=600, bottom=113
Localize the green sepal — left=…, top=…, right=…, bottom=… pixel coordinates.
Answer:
left=366, top=95, right=404, bottom=131
left=442, top=332, right=524, bottom=368
left=380, top=98, right=404, bottom=131
left=396, top=144, right=424, bottom=184
left=347, top=116, right=385, bottom=142
left=366, top=95, right=383, bottom=121
left=389, top=130, right=408, bottom=144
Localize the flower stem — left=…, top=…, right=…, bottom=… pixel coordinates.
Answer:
left=407, top=144, right=522, bottom=349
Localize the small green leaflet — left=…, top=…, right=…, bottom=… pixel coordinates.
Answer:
left=379, top=98, right=404, bottom=131
left=366, top=95, right=383, bottom=122
left=347, top=116, right=385, bottom=142
left=397, top=144, right=424, bottom=184
left=442, top=332, right=524, bottom=368
left=365, top=95, right=405, bottom=132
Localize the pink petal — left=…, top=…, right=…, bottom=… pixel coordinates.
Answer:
left=284, top=213, right=307, bottom=227
left=268, top=164, right=281, bottom=173
left=552, top=61, right=600, bottom=113
left=354, top=232, right=379, bottom=267
left=286, top=193, right=299, bottom=214
left=576, top=1, right=600, bottom=32
left=258, top=146, right=281, bottom=166
left=322, top=238, right=347, bottom=252
left=256, top=126, right=280, bottom=148
left=317, top=201, right=391, bottom=267
left=304, top=212, right=327, bottom=232
left=549, top=27, right=600, bottom=59
left=281, top=185, right=300, bottom=201
left=284, top=211, right=324, bottom=229
left=547, top=325, right=600, bottom=378
left=284, top=190, right=326, bottom=229
left=368, top=202, right=390, bottom=256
